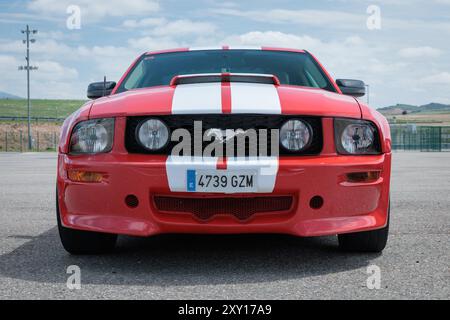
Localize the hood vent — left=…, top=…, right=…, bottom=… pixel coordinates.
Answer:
left=170, top=73, right=281, bottom=86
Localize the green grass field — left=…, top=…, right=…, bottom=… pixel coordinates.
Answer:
left=0, top=99, right=86, bottom=119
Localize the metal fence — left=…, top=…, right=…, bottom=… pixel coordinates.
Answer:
left=391, top=124, right=450, bottom=152
left=1, top=124, right=450, bottom=152
left=0, top=130, right=59, bottom=152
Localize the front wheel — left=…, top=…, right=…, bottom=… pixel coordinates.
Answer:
left=338, top=205, right=390, bottom=253
left=56, top=189, right=117, bottom=255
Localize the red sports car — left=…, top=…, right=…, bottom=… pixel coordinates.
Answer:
left=57, top=47, right=391, bottom=254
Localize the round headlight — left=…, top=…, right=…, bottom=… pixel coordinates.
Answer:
left=340, top=123, right=375, bottom=154
left=137, top=118, right=170, bottom=151
left=280, top=119, right=312, bottom=151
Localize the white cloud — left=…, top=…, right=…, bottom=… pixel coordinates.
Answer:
left=0, top=55, right=23, bottom=83
left=122, top=18, right=218, bottom=37
left=151, top=19, right=217, bottom=37
left=0, top=54, right=80, bottom=98
left=211, top=8, right=365, bottom=29
left=74, top=45, right=139, bottom=81
left=0, top=12, right=60, bottom=23
left=217, top=1, right=239, bottom=8
left=205, top=0, right=239, bottom=8
left=0, top=39, right=76, bottom=58
left=210, top=6, right=450, bottom=34
left=27, top=0, right=160, bottom=21
left=422, top=72, right=450, bottom=85
left=122, top=17, right=166, bottom=28
left=127, top=37, right=180, bottom=52
left=223, top=31, right=322, bottom=49
left=34, top=60, right=78, bottom=80
left=36, top=30, right=68, bottom=40
left=399, top=46, right=442, bottom=58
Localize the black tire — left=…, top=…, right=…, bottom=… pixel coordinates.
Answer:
left=338, top=204, right=390, bottom=253
left=56, top=189, right=117, bottom=255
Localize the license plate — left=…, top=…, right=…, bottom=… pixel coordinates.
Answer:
left=187, top=169, right=258, bottom=193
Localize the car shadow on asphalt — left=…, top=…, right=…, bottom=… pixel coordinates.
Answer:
left=0, top=226, right=381, bottom=286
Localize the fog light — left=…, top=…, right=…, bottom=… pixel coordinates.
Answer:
left=346, top=171, right=380, bottom=183
left=310, top=196, right=324, bottom=209
left=125, top=195, right=139, bottom=208
left=68, top=170, right=104, bottom=183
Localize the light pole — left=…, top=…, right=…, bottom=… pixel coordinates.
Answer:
left=18, top=25, right=38, bottom=150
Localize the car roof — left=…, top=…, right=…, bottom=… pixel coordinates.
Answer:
left=145, top=46, right=306, bottom=55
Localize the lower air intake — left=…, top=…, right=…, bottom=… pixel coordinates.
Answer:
left=153, top=196, right=293, bottom=221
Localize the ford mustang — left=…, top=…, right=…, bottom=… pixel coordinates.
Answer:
left=56, top=47, right=391, bottom=254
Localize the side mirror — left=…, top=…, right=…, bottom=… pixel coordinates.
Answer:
left=87, top=81, right=116, bottom=99
left=336, top=79, right=365, bottom=98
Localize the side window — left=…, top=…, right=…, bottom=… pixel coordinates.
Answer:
left=124, top=60, right=145, bottom=90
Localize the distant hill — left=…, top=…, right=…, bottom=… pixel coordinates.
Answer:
left=0, top=91, right=23, bottom=99
left=378, top=103, right=450, bottom=115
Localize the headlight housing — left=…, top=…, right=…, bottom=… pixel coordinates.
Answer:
left=280, top=119, right=312, bottom=151
left=70, top=118, right=114, bottom=154
left=136, top=118, right=170, bottom=151
left=334, top=118, right=381, bottom=154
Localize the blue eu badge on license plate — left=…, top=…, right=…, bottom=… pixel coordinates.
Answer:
left=186, top=170, right=196, bottom=192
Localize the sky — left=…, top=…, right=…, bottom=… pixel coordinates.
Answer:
left=0, top=0, right=449, bottom=108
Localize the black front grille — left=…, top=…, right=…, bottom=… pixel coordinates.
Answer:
left=125, top=114, right=323, bottom=156
left=153, top=195, right=294, bottom=221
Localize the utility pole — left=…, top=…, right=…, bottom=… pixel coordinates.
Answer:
left=18, top=25, right=38, bottom=150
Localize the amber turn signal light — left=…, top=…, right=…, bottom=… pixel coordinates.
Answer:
left=346, top=171, right=380, bottom=183
left=68, top=170, right=104, bottom=183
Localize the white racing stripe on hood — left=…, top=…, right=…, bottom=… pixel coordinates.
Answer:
left=172, top=83, right=222, bottom=114
left=230, top=83, right=281, bottom=114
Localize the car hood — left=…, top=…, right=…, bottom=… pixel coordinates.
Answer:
left=89, top=83, right=362, bottom=118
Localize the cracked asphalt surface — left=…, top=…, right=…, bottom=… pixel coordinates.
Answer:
left=0, top=152, right=448, bottom=299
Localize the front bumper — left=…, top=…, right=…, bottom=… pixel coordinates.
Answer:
left=57, top=152, right=391, bottom=237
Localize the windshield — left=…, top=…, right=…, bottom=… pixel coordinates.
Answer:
left=116, top=50, right=336, bottom=93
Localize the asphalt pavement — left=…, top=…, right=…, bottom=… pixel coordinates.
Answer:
left=0, top=152, right=448, bottom=299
